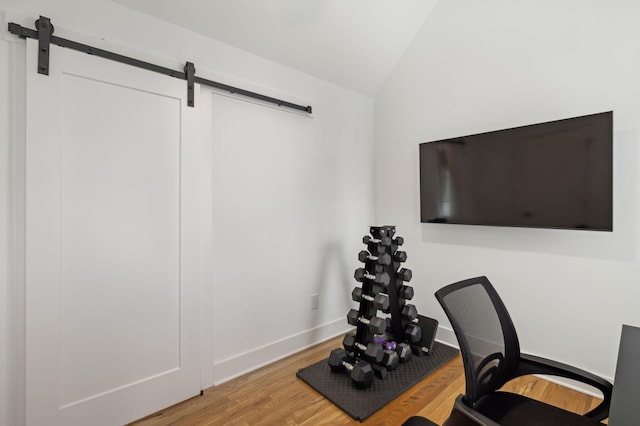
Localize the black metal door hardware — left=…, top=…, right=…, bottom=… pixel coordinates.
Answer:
left=8, top=16, right=313, bottom=113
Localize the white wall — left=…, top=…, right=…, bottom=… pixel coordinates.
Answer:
left=0, top=1, right=374, bottom=424
left=208, top=91, right=373, bottom=383
left=375, top=0, right=640, bottom=384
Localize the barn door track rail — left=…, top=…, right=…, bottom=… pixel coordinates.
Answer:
left=7, top=15, right=313, bottom=113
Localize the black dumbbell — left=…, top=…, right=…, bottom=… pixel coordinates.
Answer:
left=382, top=349, right=400, bottom=370
left=372, top=264, right=386, bottom=274
left=358, top=250, right=392, bottom=266
left=342, top=334, right=383, bottom=363
left=363, top=235, right=392, bottom=247
left=405, top=323, right=422, bottom=343
left=354, top=268, right=390, bottom=286
left=399, top=285, right=414, bottom=300
left=385, top=317, right=393, bottom=331
left=397, top=268, right=412, bottom=282
left=370, top=226, right=395, bottom=239
left=328, top=348, right=374, bottom=388
left=393, top=251, right=407, bottom=262
left=370, top=281, right=386, bottom=296
left=396, top=342, right=412, bottom=363
left=366, top=244, right=387, bottom=255
left=370, top=226, right=387, bottom=237
left=352, top=288, right=390, bottom=311
left=401, top=304, right=418, bottom=321
left=393, top=236, right=404, bottom=246
left=371, top=363, right=389, bottom=379
left=347, top=309, right=386, bottom=334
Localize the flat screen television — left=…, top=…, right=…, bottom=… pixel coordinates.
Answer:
left=419, top=111, right=613, bottom=231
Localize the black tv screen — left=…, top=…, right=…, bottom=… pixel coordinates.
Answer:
left=419, top=111, right=613, bottom=231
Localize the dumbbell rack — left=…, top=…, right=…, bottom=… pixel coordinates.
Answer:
left=329, top=225, right=425, bottom=387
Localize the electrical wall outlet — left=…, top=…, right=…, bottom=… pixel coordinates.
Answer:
left=311, top=293, right=319, bottom=310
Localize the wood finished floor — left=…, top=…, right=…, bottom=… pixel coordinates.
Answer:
left=129, top=335, right=603, bottom=425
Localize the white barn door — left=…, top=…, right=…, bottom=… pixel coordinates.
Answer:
left=25, top=39, right=202, bottom=426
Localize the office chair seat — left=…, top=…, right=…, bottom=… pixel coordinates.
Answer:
left=474, top=392, right=604, bottom=426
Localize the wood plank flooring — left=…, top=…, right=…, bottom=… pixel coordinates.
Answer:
left=129, top=335, right=603, bottom=425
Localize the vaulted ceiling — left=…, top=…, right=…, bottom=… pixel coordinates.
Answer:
left=111, top=0, right=439, bottom=97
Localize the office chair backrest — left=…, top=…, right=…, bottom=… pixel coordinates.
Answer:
left=435, top=276, right=521, bottom=406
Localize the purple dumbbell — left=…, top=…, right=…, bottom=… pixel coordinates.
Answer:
left=374, top=336, right=397, bottom=351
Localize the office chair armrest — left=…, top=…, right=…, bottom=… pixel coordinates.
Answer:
left=515, top=353, right=612, bottom=421
left=443, top=395, right=502, bottom=426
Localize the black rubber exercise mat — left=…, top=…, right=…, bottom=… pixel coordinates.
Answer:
left=296, top=341, right=459, bottom=421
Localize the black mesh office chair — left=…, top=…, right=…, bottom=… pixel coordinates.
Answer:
left=433, top=276, right=612, bottom=426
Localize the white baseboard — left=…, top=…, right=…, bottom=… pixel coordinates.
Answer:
left=534, top=374, right=613, bottom=399
left=211, top=322, right=611, bottom=400
left=434, top=324, right=459, bottom=348
left=211, top=322, right=459, bottom=387
left=212, top=318, right=351, bottom=386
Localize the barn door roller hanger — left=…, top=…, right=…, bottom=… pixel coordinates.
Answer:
left=7, top=15, right=313, bottom=113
